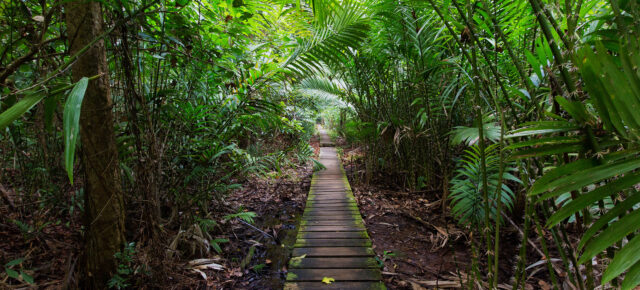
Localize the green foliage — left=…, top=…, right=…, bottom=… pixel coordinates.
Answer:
left=449, top=115, right=501, bottom=146
left=62, top=77, right=88, bottom=184
left=509, top=30, right=640, bottom=288
left=224, top=210, right=258, bottom=224
left=4, top=0, right=640, bottom=287
left=108, top=242, right=136, bottom=289
left=4, top=258, right=34, bottom=285
left=375, top=250, right=396, bottom=268
left=449, top=144, right=519, bottom=227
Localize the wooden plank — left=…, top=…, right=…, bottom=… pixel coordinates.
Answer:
left=311, top=188, right=348, bottom=191
left=286, top=269, right=382, bottom=281
left=288, top=257, right=379, bottom=269
left=308, top=193, right=351, bottom=197
left=303, top=212, right=360, bottom=218
left=304, top=207, right=358, bottom=213
left=284, top=281, right=386, bottom=290
left=300, top=220, right=362, bottom=226
left=310, top=191, right=350, bottom=194
left=306, top=204, right=358, bottom=209
left=310, top=195, right=352, bottom=198
left=300, top=226, right=364, bottom=232
left=292, top=247, right=374, bottom=257
left=307, top=198, right=354, bottom=202
left=298, top=231, right=369, bottom=239
left=307, top=200, right=356, bottom=205
left=304, top=209, right=359, bottom=214
left=302, top=217, right=358, bottom=222
left=306, top=204, right=357, bottom=209
left=294, top=239, right=371, bottom=247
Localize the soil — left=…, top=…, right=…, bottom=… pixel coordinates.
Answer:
left=339, top=144, right=525, bottom=289
left=0, top=137, right=319, bottom=289
left=171, top=137, right=320, bottom=289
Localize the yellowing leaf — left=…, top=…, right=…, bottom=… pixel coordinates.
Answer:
left=289, top=254, right=306, bottom=267
left=322, top=277, right=335, bottom=284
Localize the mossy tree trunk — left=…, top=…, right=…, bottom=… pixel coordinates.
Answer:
left=65, top=1, right=126, bottom=287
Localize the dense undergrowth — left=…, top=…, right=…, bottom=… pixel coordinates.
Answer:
left=2, top=0, right=640, bottom=288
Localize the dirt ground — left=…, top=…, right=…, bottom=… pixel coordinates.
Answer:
left=1, top=136, right=556, bottom=289
left=339, top=143, right=527, bottom=289
left=0, top=138, right=318, bottom=289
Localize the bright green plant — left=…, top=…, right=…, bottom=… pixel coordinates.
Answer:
left=449, top=144, right=520, bottom=227
left=375, top=250, right=396, bottom=268
left=224, top=210, right=258, bottom=224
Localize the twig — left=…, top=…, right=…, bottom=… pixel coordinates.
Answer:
left=237, top=219, right=276, bottom=242
left=502, top=212, right=564, bottom=275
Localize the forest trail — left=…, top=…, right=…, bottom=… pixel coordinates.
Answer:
left=284, top=129, right=384, bottom=290
left=318, top=127, right=334, bottom=147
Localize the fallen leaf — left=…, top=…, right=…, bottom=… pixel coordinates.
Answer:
left=289, top=254, right=307, bottom=267
left=322, top=277, right=335, bottom=284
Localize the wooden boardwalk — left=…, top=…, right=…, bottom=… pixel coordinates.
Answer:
left=284, top=129, right=385, bottom=290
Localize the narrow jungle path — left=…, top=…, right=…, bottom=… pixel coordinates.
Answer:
left=284, top=128, right=384, bottom=289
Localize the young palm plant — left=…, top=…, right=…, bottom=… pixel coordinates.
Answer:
left=450, top=143, right=520, bottom=227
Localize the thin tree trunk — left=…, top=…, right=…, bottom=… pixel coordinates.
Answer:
left=65, top=1, right=126, bottom=287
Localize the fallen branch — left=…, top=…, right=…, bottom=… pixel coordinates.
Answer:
left=237, top=219, right=276, bottom=242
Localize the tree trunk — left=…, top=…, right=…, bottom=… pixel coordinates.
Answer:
left=65, top=1, right=126, bottom=287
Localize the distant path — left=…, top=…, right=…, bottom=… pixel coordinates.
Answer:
left=318, top=127, right=334, bottom=147
left=284, top=128, right=384, bottom=289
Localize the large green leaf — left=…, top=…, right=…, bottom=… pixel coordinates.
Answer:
left=538, top=157, right=640, bottom=200
left=603, top=234, right=640, bottom=286
left=63, top=77, right=89, bottom=184
left=546, top=173, right=640, bottom=227
left=578, top=209, right=640, bottom=263
left=0, top=90, right=46, bottom=131
left=620, top=261, right=640, bottom=290
left=579, top=191, right=640, bottom=249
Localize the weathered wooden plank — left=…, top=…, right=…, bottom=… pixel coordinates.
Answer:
left=303, top=212, right=360, bottom=218
left=298, top=231, right=370, bottom=239
left=304, top=207, right=358, bottom=213
left=300, top=221, right=362, bottom=227
left=294, top=238, right=371, bottom=247
left=304, top=208, right=359, bottom=214
left=307, top=200, right=356, bottom=205
left=286, top=269, right=382, bottom=281
left=284, top=281, right=386, bottom=290
left=304, top=206, right=356, bottom=210
left=307, top=198, right=355, bottom=202
left=292, top=247, right=374, bottom=257
left=308, top=195, right=353, bottom=200
left=300, top=226, right=364, bottom=232
left=288, top=257, right=379, bottom=269
left=308, top=193, right=351, bottom=198
left=300, top=220, right=362, bottom=226
left=311, top=188, right=349, bottom=191
left=306, top=203, right=356, bottom=207
left=302, top=217, right=358, bottom=222
left=309, top=191, right=351, bottom=194
left=306, top=204, right=358, bottom=209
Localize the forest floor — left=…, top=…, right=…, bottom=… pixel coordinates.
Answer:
left=0, top=135, right=550, bottom=289
left=0, top=137, right=318, bottom=289
left=337, top=141, right=526, bottom=290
